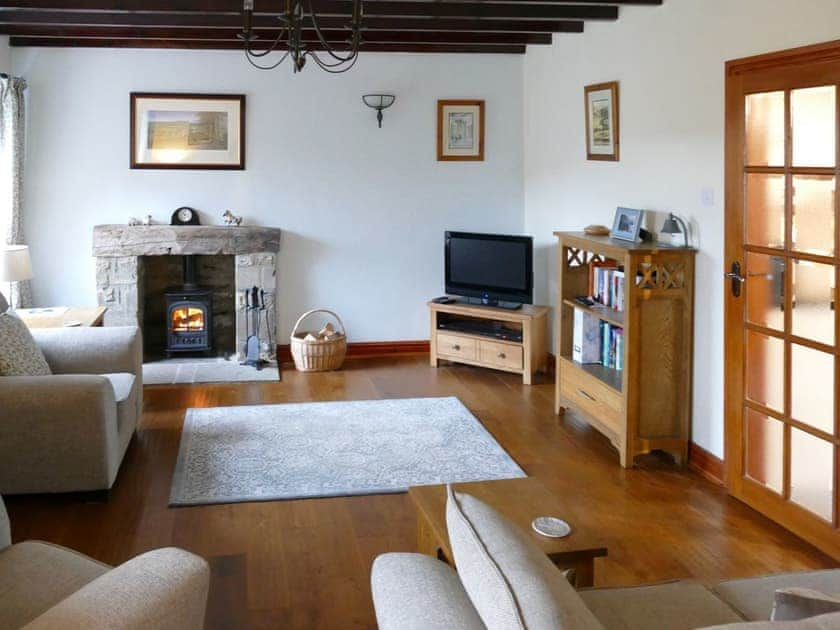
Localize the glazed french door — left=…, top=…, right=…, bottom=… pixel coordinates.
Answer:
left=725, top=41, right=840, bottom=558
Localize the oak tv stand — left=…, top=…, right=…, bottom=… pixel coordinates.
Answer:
left=429, top=300, right=549, bottom=384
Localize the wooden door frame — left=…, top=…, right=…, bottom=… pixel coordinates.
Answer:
left=724, top=38, right=840, bottom=559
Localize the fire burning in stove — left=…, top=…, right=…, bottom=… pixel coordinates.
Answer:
left=171, top=306, right=206, bottom=333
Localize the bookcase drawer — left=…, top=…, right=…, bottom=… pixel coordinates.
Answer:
left=560, top=365, right=622, bottom=432
left=436, top=333, right=477, bottom=361
left=478, top=340, right=523, bottom=370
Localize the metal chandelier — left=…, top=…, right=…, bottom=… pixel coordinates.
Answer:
left=240, top=0, right=363, bottom=73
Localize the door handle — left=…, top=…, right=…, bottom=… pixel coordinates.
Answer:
left=726, top=262, right=745, bottom=297
left=577, top=388, right=596, bottom=402
left=498, top=352, right=506, bottom=359
left=452, top=344, right=461, bottom=351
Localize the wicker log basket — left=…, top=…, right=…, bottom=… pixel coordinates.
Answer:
left=290, top=309, right=347, bottom=372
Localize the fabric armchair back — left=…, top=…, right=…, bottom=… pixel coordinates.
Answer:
left=0, top=291, right=8, bottom=314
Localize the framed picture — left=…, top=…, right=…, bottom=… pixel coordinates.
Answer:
left=611, top=207, right=643, bottom=242
left=584, top=82, right=619, bottom=161
left=437, top=99, right=484, bottom=161
left=130, top=93, right=245, bottom=170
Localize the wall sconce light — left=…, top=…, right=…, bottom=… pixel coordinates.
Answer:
left=362, top=94, right=396, bottom=128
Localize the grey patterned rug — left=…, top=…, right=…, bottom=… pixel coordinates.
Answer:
left=170, top=396, right=525, bottom=506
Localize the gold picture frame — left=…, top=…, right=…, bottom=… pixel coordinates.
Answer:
left=584, top=82, right=619, bottom=162
left=437, top=99, right=485, bottom=161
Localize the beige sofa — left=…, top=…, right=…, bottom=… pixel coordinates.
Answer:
left=0, top=496, right=209, bottom=629
left=0, top=292, right=142, bottom=495
left=372, top=487, right=840, bottom=629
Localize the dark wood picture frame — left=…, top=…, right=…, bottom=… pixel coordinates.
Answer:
left=437, top=99, right=485, bottom=162
left=130, top=92, right=246, bottom=170
left=584, top=81, right=619, bottom=162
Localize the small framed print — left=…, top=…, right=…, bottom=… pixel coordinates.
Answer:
left=584, top=82, right=619, bottom=161
left=437, top=99, right=485, bottom=161
left=130, top=93, right=245, bottom=170
left=610, top=207, right=643, bottom=242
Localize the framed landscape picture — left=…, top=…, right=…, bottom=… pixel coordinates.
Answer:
left=437, top=99, right=485, bottom=161
left=130, top=93, right=245, bottom=170
left=584, top=82, right=619, bottom=161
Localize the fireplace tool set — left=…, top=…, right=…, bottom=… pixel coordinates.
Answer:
left=241, top=286, right=276, bottom=375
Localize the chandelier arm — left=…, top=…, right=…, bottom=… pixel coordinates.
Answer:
left=308, top=49, right=360, bottom=73
left=306, top=0, right=362, bottom=63
left=244, top=48, right=292, bottom=70
left=244, top=28, right=290, bottom=59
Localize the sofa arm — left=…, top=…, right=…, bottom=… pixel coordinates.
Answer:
left=32, top=326, right=142, bottom=378
left=0, top=496, right=9, bottom=550
left=23, top=547, right=210, bottom=630
left=372, top=553, right=485, bottom=630
left=0, top=375, right=120, bottom=494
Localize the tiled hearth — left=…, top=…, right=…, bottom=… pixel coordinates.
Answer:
left=92, top=224, right=282, bottom=361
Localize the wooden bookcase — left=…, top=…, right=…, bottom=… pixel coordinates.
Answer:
left=429, top=300, right=549, bottom=384
left=554, top=232, right=696, bottom=467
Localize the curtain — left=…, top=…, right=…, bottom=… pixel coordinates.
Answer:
left=0, top=75, right=30, bottom=308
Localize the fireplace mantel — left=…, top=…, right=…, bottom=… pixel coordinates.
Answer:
left=92, top=224, right=280, bottom=361
left=92, top=224, right=282, bottom=257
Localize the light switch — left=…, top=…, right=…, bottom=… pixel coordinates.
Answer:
left=701, top=187, right=715, bottom=207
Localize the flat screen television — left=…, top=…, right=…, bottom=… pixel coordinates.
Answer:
left=445, top=231, right=534, bottom=307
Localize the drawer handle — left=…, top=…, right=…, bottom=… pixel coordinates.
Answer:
left=577, top=388, right=596, bottom=402
left=452, top=344, right=461, bottom=351
left=498, top=352, right=506, bottom=359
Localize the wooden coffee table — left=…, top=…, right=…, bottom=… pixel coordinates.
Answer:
left=17, top=306, right=107, bottom=328
left=408, top=477, right=607, bottom=587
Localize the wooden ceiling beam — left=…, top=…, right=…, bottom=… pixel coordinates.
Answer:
left=0, top=25, right=552, bottom=44
left=8, top=37, right=527, bottom=54
left=0, top=10, right=584, bottom=33
left=0, top=3, right=618, bottom=20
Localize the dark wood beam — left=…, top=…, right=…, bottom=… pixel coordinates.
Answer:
left=8, top=37, right=527, bottom=54
left=0, top=10, right=584, bottom=33
left=0, top=25, right=552, bottom=44
left=0, top=0, right=658, bottom=9
left=0, top=3, right=618, bottom=20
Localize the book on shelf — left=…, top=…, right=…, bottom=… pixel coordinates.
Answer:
left=572, top=310, right=601, bottom=364
left=598, top=321, right=624, bottom=371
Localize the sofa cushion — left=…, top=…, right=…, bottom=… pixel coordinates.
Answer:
left=771, top=588, right=840, bottom=622
left=371, top=553, right=486, bottom=630
left=0, top=313, right=51, bottom=377
left=714, top=570, right=840, bottom=621
left=578, top=580, right=745, bottom=630
left=445, top=485, right=602, bottom=630
left=701, top=611, right=840, bottom=629
left=0, top=541, right=109, bottom=628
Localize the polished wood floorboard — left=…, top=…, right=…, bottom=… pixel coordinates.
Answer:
left=5, top=356, right=836, bottom=629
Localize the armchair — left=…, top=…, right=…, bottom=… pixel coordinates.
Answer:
left=0, top=293, right=143, bottom=494
left=0, top=496, right=209, bottom=629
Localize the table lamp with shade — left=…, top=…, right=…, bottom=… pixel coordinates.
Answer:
left=0, top=244, right=33, bottom=310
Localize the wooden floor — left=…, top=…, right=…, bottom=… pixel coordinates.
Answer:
left=6, top=356, right=836, bottom=629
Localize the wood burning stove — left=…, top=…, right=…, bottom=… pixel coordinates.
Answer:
left=164, top=256, right=213, bottom=356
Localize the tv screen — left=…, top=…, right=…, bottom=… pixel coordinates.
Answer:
left=445, top=232, right=533, bottom=305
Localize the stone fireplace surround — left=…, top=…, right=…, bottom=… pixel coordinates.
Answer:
left=92, top=225, right=282, bottom=361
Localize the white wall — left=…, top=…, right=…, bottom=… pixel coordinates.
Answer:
left=14, top=48, right=524, bottom=341
left=0, top=37, right=10, bottom=74
left=523, top=0, right=840, bottom=457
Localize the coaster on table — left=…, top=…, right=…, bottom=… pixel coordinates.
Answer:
left=63, top=320, right=82, bottom=327
left=531, top=516, right=571, bottom=538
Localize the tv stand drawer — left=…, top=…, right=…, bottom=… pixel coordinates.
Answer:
left=478, top=339, right=523, bottom=370
left=436, top=333, right=477, bottom=361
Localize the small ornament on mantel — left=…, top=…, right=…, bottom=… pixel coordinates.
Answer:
left=142, top=214, right=154, bottom=226
left=127, top=217, right=141, bottom=226
left=222, top=210, right=243, bottom=226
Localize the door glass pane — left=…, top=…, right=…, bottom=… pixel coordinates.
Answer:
left=791, top=343, right=834, bottom=434
left=745, top=408, right=784, bottom=494
left=792, top=86, right=837, bottom=168
left=745, top=174, right=786, bottom=249
left=792, top=176, right=836, bottom=256
left=792, top=260, right=835, bottom=346
left=746, top=91, right=786, bottom=167
left=790, top=428, right=834, bottom=522
left=746, top=331, right=785, bottom=413
left=746, top=252, right=785, bottom=332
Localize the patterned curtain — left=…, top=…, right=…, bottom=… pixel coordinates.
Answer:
left=0, top=75, right=30, bottom=308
